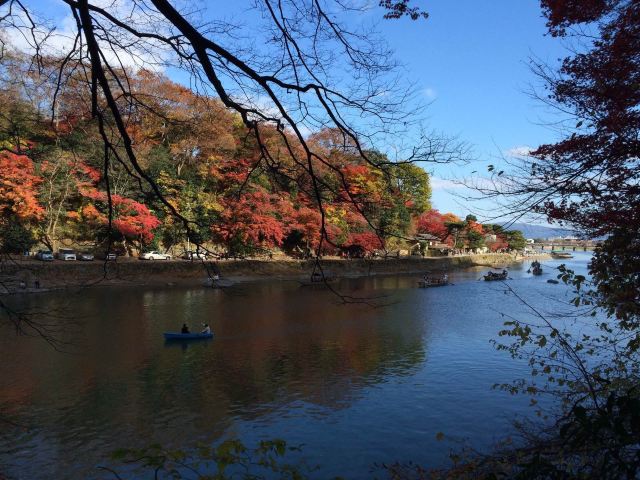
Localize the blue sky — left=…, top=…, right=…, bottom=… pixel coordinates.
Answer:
left=18, top=1, right=568, bottom=220
left=375, top=1, right=566, bottom=216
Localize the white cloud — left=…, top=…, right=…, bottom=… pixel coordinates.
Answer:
left=422, top=87, right=437, bottom=100
left=2, top=1, right=173, bottom=71
left=505, top=145, right=533, bottom=157
left=431, top=177, right=465, bottom=190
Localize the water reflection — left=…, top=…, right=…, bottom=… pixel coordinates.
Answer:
left=0, top=254, right=593, bottom=479
left=0, top=277, right=428, bottom=479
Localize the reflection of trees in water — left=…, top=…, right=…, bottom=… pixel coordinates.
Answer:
left=0, top=281, right=428, bottom=478
left=148, top=280, right=428, bottom=414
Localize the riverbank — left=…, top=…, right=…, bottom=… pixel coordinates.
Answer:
left=0, top=253, right=549, bottom=294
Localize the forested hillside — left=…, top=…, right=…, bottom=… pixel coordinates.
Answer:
left=0, top=53, right=522, bottom=257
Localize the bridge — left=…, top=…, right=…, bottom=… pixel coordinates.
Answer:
left=533, top=243, right=600, bottom=252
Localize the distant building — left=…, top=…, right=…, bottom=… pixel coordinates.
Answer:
left=484, top=234, right=497, bottom=243
left=415, top=233, right=440, bottom=246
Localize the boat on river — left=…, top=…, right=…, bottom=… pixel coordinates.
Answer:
left=551, top=251, right=573, bottom=259
left=418, top=275, right=450, bottom=288
left=163, top=332, right=213, bottom=340
left=483, top=271, right=508, bottom=281
left=530, top=260, right=543, bottom=275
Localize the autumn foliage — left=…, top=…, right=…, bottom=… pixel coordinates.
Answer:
left=0, top=152, right=44, bottom=222
left=0, top=62, right=523, bottom=256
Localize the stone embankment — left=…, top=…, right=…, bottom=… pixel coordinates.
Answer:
left=0, top=253, right=548, bottom=294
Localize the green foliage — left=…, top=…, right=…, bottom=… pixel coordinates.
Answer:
left=504, top=230, right=526, bottom=250
left=465, top=230, right=485, bottom=249
left=390, top=163, right=432, bottom=214
left=0, top=222, right=37, bottom=253
left=444, top=221, right=465, bottom=248
left=484, top=224, right=504, bottom=234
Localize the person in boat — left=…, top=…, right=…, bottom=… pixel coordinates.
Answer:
left=502, top=269, right=507, bottom=276
left=181, top=323, right=190, bottom=334
left=201, top=323, right=211, bottom=334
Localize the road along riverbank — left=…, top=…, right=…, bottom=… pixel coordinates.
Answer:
left=0, top=253, right=549, bottom=294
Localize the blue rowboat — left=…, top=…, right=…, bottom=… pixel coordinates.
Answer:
left=163, top=332, right=213, bottom=340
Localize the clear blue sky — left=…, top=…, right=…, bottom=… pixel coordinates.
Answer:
left=21, top=0, right=567, bottom=219
left=376, top=1, right=566, bottom=216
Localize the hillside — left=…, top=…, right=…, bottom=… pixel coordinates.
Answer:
left=509, top=223, right=576, bottom=239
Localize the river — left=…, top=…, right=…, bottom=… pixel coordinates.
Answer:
left=0, top=253, right=593, bottom=479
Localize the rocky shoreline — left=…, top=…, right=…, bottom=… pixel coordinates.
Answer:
left=0, top=253, right=549, bottom=295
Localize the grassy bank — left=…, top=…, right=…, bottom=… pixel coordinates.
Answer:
left=0, top=253, right=548, bottom=294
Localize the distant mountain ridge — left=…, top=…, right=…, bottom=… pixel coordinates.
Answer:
left=507, top=223, right=576, bottom=239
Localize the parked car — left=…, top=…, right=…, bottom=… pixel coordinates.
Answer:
left=139, top=251, right=172, bottom=260
left=36, top=250, right=54, bottom=261
left=57, top=248, right=76, bottom=261
left=106, top=253, right=117, bottom=261
left=182, top=250, right=207, bottom=260
left=78, top=252, right=94, bottom=261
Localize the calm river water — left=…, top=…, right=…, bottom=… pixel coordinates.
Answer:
left=0, top=253, right=593, bottom=479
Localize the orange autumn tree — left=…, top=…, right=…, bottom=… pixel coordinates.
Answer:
left=0, top=152, right=44, bottom=253
left=0, top=152, right=44, bottom=222
left=212, top=191, right=293, bottom=254
left=416, top=209, right=449, bottom=240
left=72, top=164, right=161, bottom=251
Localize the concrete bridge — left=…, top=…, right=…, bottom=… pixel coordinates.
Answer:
left=533, top=243, right=599, bottom=252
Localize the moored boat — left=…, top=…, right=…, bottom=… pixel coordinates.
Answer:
left=163, top=332, right=213, bottom=340
left=418, top=273, right=449, bottom=288
left=418, top=279, right=450, bottom=288
left=551, top=251, right=573, bottom=259
left=483, top=271, right=508, bottom=281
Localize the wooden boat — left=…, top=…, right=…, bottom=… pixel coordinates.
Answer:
left=418, top=279, right=450, bottom=288
left=551, top=251, right=573, bottom=259
left=483, top=271, right=508, bottom=281
left=418, top=272, right=450, bottom=288
left=163, top=332, right=213, bottom=340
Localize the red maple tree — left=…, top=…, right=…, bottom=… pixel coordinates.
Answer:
left=0, top=152, right=44, bottom=222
